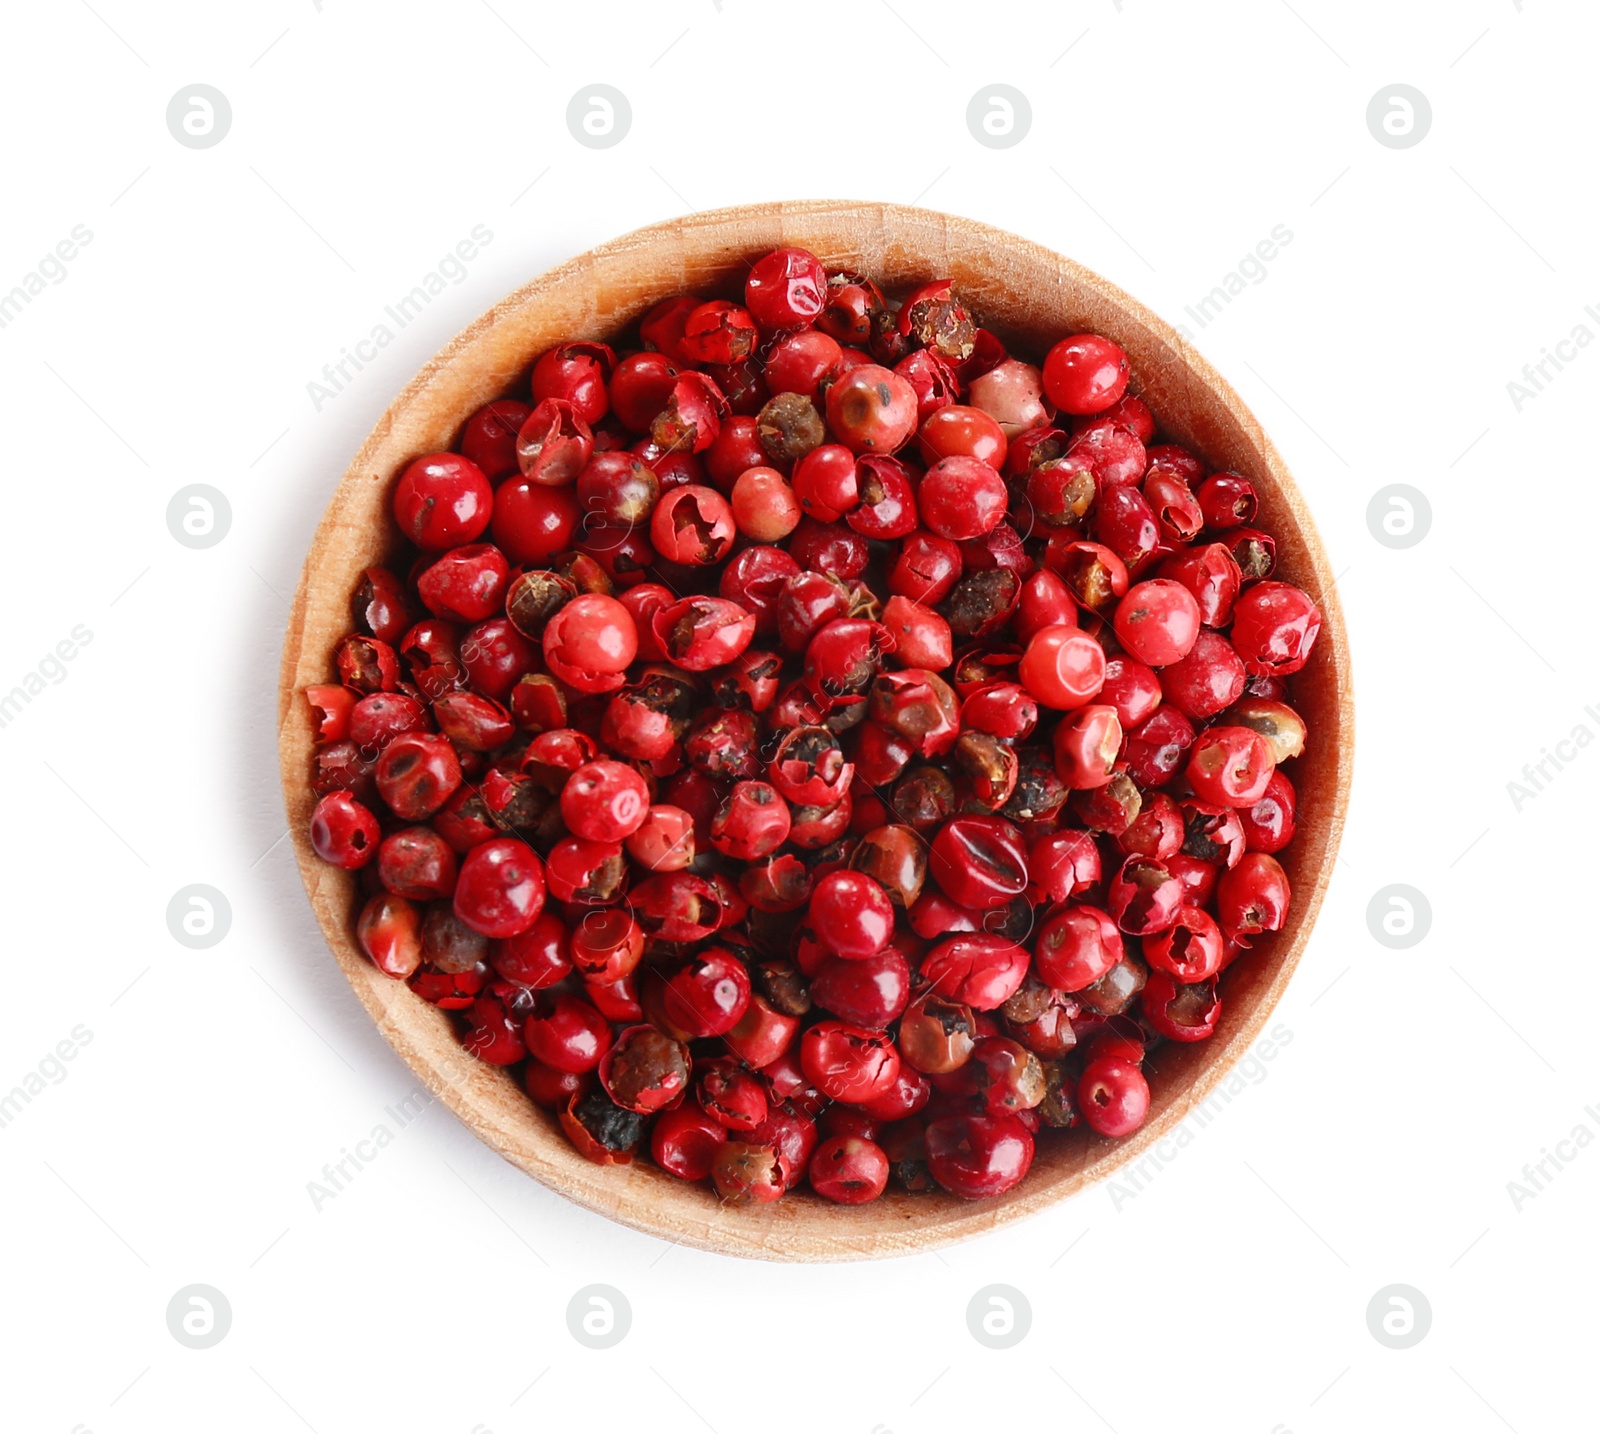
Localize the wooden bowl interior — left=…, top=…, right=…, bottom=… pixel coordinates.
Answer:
left=277, top=201, right=1351, bottom=1261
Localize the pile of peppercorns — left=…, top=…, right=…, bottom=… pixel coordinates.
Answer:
left=304, top=246, right=1320, bottom=1206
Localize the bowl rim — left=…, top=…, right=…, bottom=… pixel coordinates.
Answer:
left=277, top=199, right=1353, bottom=1261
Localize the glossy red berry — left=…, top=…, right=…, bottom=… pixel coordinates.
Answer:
left=800, top=1021, right=901, bottom=1103
left=459, top=400, right=534, bottom=483
left=1159, top=630, right=1246, bottom=720
left=649, top=484, right=737, bottom=566
left=1215, top=852, right=1291, bottom=943
left=376, top=826, right=457, bottom=899
left=929, top=816, right=1029, bottom=910
left=808, top=870, right=895, bottom=959
left=652, top=1104, right=728, bottom=1180
left=490, top=910, right=572, bottom=989
left=416, top=544, right=509, bottom=623
left=1242, top=770, right=1297, bottom=854
left=1042, top=334, right=1129, bottom=415
left=825, top=364, right=918, bottom=454
left=1186, top=725, right=1276, bottom=808
left=1107, top=854, right=1186, bottom=936
left=918, top=456, right=1009, bottom=541
left=925, top=1112, right=1034, bottom=1198
left=809, top=1136, right=891, bottom=1204
left=559, top=760, right=650, bottom=841
left=393, top=453, right=493, bottom=551
left=516, top=398, right=592, bottom=485
left=1078, top=1056, right=1149, bottom=1136
left=710, top=780, right=791, bottom=861
left=654, top=949, right=751, bottom=1038
left=744, top=246, right=827, bottom=331
left=525, top=995, right=613, bottom=1073
left=532, top=341, right=614, bottom=426
left=1230, top=581, right=1323, bottom=676
left=452, top=838, right=546, bottom=938
left=309, top=791, right=380, bottom=869
left=491, top=477, right=579, bottom=564
left=921, top=933, right=1030, bottom=1011
left=1114, top=579, right=1201, bottom=667
left=1018, top=624, right=1106, bottom=710
left=810, top=947, right=911, bottom=1027
left=599, top=1025, right=690, bottom=1114
left=375, top=732, right=461, bottom=820
left=1143, top=905, right=1225, bottom=983
left=1052, top=704, right=1122, bottom=789
left=1034, top=904, right=1123, bottom=991
left=543, top=594, right=638, bottom=693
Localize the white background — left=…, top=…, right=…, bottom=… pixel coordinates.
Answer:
left=1, top=1, right=1593, bottom=1430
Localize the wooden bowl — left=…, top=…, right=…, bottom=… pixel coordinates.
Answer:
left=277, top=201, right=1352, bottom=1261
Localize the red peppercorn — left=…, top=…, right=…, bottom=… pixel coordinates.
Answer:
left=375, top=732, right=461, bottom=820
left=744, top=246, right=827, bottom=331
left=970, top=359, right=1050, bottom=438
left=1215, top=852, right=1291, bottom=943
left=710, top=780, right=792, bottom=860
left=807, top=870, right=895, bottom=960
left=1186, top=725, right=1276, bottom=808
left=515, top=398, right=593, bottom=485
left=919, top=404, right=1008, bottom=467
left=1052, top=704, right=1122, bottom=789
left=1078, top=1056, right=1149, bottom=1136
left=490, top=910, right=572, bottom=989
left=653, top=949, right=751, bottom=1038
left=919, top=456, right=1009, bottom=541
left=1042, top=333, right=1129, bottom=415
left=1107, top=854, right=1186, bottom=936
left=1142, top=971, right=1222, bottom=1043
left=560, top=760, right=650, bottom=841
left=526, top=995, right=613, bottom=1073
left=1034, top=904, right=1124, bottom=991
left=599, top=1025, right=690, bottom=1114
left=922, top=933, right=1030, bottom=1011
left=543, top=594, right=637, bottom=693
left=1230, top=581, right=1323, bottom=676
left=801, top=1021, right=901, bottom=1103
left=491, top=477, right=579, bottom=565
left=809, top=1136, right=891, bottom=1204
left=1143, top=905, right=1225, bottom=983
left=925, top=1112, right=1034, bottom=1197
left=532, top=341, right=614, bottom=425
left=393, top=453, right=493, bottom=551
left=1114, top=579, right=1201, bottom=667
left=310, top=791, right=380, bottom=870
left=652, top=1104, right=728, bottom=1180
left=1018, top=624, right=1106, bottom=710
left=416, top=543, right=510, bottom=624
left=459, top=400, right=534, bottom=484
left=1196, top=471, right=1257, bottom=529
left=1241, top=770, right=1297, bottom=853
left=811, top=947, right=911, bottom=1028
left=376, top=826, right=457, bottom=900
left=357, top=892, right=423, bottom=978
left=1159, top=630, right=1246, bottom=720
left=765, top=329, right=844, bottom=397
left=929, top=816, right=1029, bottom=911
left=453, top=838, right=546, bottom=938
left=649, top=484, right=738, bottom=566
left=825, top=364, right=919, bottom=454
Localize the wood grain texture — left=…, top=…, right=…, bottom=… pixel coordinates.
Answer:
left=277, top=201, right=1353, bottom=1261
